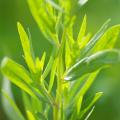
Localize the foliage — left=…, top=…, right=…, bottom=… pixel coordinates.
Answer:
left=1, top=0, right=120, bottom=120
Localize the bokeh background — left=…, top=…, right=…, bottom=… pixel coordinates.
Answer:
left=0, top=0, right=120, bottom=120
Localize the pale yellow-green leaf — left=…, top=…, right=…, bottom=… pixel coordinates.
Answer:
left=17, top=22, right=36, bottom=73
left=77, top=15, right=87, bottom=44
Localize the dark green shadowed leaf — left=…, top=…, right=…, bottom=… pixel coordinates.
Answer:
left=79, top=92, right=103, bottom=119
left=84, top=106, right=95, bottom=120
left=65, top=49, right=120, bottom=81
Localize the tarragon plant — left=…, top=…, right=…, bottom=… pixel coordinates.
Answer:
left=1, top=0, right=120, bottom=120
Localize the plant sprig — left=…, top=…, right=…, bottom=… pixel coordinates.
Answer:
left=1, top=0, right=120, bottom=120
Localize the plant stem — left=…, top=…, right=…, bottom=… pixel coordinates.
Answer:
left=53, top=105, right=59, bottom=120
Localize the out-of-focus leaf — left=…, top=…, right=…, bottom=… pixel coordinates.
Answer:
left=36, top=112, right=47, bottom=120
left=1, top=57, right=32, bottom=84
left=81, top=19, right=111, bottom=57
left=2, top=83, right=25, bottom=120
left=65, top=38, right=71, bottom=69
left=79, top=33, right=92, bottom=49
left=1, top=57, right=48, bottom=103
left=40, top=52, right=46, bottom=71
left=84, top=106, right=95, bottom=120
left=76, top=71, right=99, bottom=97
left=55, top=12, right=63, bottom=35
left=46, top=0, right=63, bottom=11
left=27, top=0, right=59, bottom=45
left=68, top=75, right=88, bottom=101
left=27, top=111, right=36, bottom=120
left=77, top=96, right=83, bottom=115
left=35, top=52, right=46, bottom=81
left=1, top=57, right=35, bottom=97
left=17, top=22, right=36, bottom=73
left=79, top=0, right=88, bottom=6
left=22, top=92, right=33, bottom=113
left=65, top=49, right=120, bottom=81
left=67, top=71, right=98, bottom=119
left=79, top=92, right=103, bottom=118
left=92, top=24, right=120, bottom=52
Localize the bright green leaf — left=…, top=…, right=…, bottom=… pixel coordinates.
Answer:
left=77, top=15, right=87, bottom=44
left=81, top=19, right=111, bottom=57
left=17, top=22, right=36, bottom=73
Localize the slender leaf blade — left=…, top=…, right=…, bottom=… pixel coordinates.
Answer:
left=65, top=49, right=120, bottom=81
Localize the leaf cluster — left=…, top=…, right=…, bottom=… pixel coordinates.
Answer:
left=1, top=0, right=120, bottom=120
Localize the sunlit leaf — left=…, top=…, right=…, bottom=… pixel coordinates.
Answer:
left=77, top=15, right=87, bottom=44
left=27, top=111, right=36, bottom=120
left=48, top=58, right=58, bottom=93
left=92, top=24, right=120, bottom=52
left=17, top=22, right=36, bottom=73
left=81, top=19, right=111, bottom=57
left=1, top=57, right=32, bottom=84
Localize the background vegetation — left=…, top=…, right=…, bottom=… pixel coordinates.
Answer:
left=0, top=0, right=120, bottom=120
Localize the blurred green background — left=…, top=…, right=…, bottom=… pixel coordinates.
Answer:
left=0, top=0, right=120, bottom=120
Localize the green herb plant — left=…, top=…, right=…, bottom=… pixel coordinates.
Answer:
left=1, top=0, right=120, bottom=120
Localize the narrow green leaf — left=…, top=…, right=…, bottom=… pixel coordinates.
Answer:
left=92, top=24, right=120, bottom=52
left=17, top=22, right=36, bottom=73
left=55, top=12, right=63, bottom=35
left=48, top=58, right=58, bottom=93
left=22, top=92, right=33, bottom=113
left=84, top=106, right=95, bottom=120
left=42, top=56, right=54, bottom=80
left=65, top=38, right=72, bottom=69
left=81, top=19, right=111, bottom=57
left=45, top=0, right=63, bottom=11
left=75, top=71, right=99, bottom=99
left=35, top=52, right=46, bottom=76
left=1, top=57, right=48, bottom=103
left=65, top=49, right=120, bottom=81
left=27, top=0, right=59, bottom=45
left=1, top=57, right=32, bottom=84
left=79, top=33, right=92, bottom=49
left=77, top=15, right=87, bottom=44
left=27, top=111, right=36, bottom=120
left=40, top=52, right=46, bottom=71
left=36, top=112, right=47, bottom=120
left=80, top=92, right=103, bottom=118
left=68, top=75, right=88, bottom=101
left=77, top=96, right=83, bottom=115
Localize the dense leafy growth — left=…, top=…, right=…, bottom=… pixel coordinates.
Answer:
left=1, top=0, right=120, bottom=120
